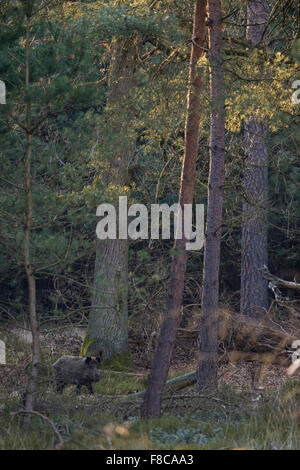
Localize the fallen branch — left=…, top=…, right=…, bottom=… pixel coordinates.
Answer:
left=262, top=265, right=300, bottom=292
left=121, top=371, right=197, bottom=401
left=287, top=359, right=300, bottom=376
left=10, top=410, right=63, bottom=448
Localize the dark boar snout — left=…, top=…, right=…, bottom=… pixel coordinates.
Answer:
left=85, top=356, right=101, bottom=382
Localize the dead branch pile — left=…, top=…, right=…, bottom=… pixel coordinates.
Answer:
left=218, top=309, right=299, bottom=365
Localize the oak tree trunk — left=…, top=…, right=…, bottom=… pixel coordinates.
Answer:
left=86, top=37, right=140, bottom=358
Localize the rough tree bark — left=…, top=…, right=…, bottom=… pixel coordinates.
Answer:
left=23, top=11, right=40, bottom=429
left=240, top=1, right=269, bottom=319
left=197, top=0, right=225, bottom=390
left=86, top=37, right=140, bottom=358
left=141, top=0, right=207, bottom=419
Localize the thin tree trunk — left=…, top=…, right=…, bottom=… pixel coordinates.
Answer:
left=86, top=37, right=139, bottom=358
left=141, top=0, right=207, bottom=419
left=240, top=1, right=269, bottom=319
left=23, top=12, right=40, bottom=429
left=197, top=0, right=225, bottom=390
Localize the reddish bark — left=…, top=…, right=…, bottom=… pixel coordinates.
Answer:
left=141, top=0, right=207, bottom=419
left=197, top=0, right=225, bottom=389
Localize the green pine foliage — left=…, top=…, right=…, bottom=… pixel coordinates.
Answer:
left=0, top=0, right=298, bottom=333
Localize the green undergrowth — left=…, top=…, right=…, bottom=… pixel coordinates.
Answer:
left=93, top=370, right=144, bottom=395
left=0, top=379, right=299, bottom=449
left=101, top=351, right=134, bottom=372
left=1, top=332, right=300, bottom=449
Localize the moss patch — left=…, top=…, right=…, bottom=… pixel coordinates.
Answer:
left=93, top=370, right=144, bottom=395
left=101, top=350, right=134, bottom=372
left=79, top=337, right=95, bottom=358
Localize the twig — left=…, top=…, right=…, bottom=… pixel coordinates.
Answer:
left=10, top=410, right=63, bottom=448
left=149, top=0, right=161, bottom=10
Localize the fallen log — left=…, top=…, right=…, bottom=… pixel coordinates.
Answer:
left=287, top=359, right=300, bottom=376
left=262, top=265, right=300, bottom=292
left=122, top=371, right=197, bottom=401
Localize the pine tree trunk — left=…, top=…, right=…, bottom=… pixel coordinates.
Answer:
left=240, top=1, right=269, bottom=319
left=23, top=13, right=40, bottom=429
left=23, top=131, right=40, bottom=429
left=197, top=0, right=225, bottom=390
left=141, top=0, right=207, bottom=419
left=86, top=37, right=139, bottom=358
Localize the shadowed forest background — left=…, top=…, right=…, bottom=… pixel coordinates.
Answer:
left=0, top=0, right=299, bottom=450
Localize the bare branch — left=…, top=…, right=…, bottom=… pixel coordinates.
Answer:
left=11, top=410, right=63, bottom=447
left=262, top=265, right=300, bottom=292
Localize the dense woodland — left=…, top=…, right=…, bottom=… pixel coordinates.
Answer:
left=0, top=0, right=300, bottom=450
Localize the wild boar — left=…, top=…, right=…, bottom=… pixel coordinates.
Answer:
left=53, top=355, right=101, bottom=394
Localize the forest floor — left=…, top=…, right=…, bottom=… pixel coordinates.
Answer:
left=0, top=322, right=299, bottom=450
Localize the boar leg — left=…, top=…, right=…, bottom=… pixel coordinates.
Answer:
left=56, top=379, right=64, bottom=393
left=87, top=383, right=94, bottom=394
left=76, top=383, right=82, bottom=395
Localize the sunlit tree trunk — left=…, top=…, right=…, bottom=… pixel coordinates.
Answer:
left=86, top=37, right=139, bottom=358
left=240, top=1, right=269, bottom=319
left=197, top=0, right=225, bottom=390
left=141, top=0, right=207, bottom=419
